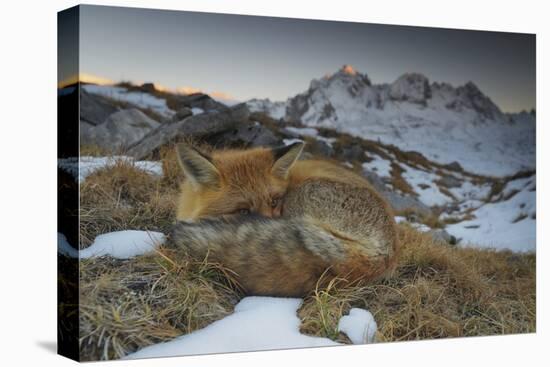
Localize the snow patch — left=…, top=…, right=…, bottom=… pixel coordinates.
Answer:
left=284, top=126, right=336, bottom=147
left=80, top=230, right=165, bottom=259
left=125, top=297, right=338, bottom=359
left=283, top=138, right=304, bottom=146
left=191, top=107, right=204, bottom=115
left=58, top=156, right=163, bottom=182
left=446, top=176, right=536, bottom=252
left=83, top=84, right=175, bottom=117
left=400, top=164, right=451, bottom=207
left=363, top=155, right=392, bottom=178
left=394, top=216, right=431, bottom=233
left=285, top=126, right=319, bottom=137
left=338, top=308, right=377, bottom=344
left=58, top=233, right=78, bottom=258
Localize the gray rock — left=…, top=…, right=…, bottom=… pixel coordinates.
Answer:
left=79, top=88, right=119, bottom=126
left=430, top=229, right=452, bottom=244
left=341, top=144, right=364, bottom=161
left=205, top=121, right=280, bottom=148
left=170, top=93, right=229, bottom=112
left=183, top=94, right=228, bottom=111
left=444, top=161, right=463, bottom=172
left=171, top=107, right=193, bottom=122
left=141, top=82, right=156, bottom=93
left=126, top=104, right=250, bottom=159
left=311, top=140, right=334, bottom=158
left=382, top=190, right=433, bottom=217
left=363, top=170, right=433, bottom=217
left=80, top=108, right=160, bottom=150
left=438, top=175, right=462, bottom=188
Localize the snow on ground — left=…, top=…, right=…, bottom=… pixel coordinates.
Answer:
left=58, top=230, right=165, bottom=259
left=399, top=164, right=451, bottom=207
left=362, top=155, right=392, bottom=178
left=58, top=156, right=163, bottom=182
left=284, top=126, right=337, bottom=147
left=283, top=138, right=304, bottom=146
left=449, top=180, right=492, bottom=202
left=191, top=107, right=204, bottom=115
left=126, top=296, right=377, bottom=359
left=82, top=84, right=175, bottom=117
left=338, top=308, right=377, bottom=344
left=394, top=216, right=431, bottom=233
left=80, top=230, right=165, bottom=259
left=58, top=233, right=78, bottom=258
left=446, top=176, right=536, bottom=252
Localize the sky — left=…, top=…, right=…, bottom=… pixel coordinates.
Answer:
left=70, top=5, right=535, bottom=112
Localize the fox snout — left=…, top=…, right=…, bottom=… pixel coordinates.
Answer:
left=258, top=204, right=282, bottom=218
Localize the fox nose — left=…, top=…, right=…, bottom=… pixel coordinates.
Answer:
left=258, top=206, right=280, bottom=218
left=259, top=208, right=274, bottom=218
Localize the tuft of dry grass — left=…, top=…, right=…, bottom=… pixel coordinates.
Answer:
left=79, top=249, right=242, bottom=360
left=79, top=159, right=178, bottom=248
left=299, top=225, right=535, bottom=342
left=390, top=162, right=416, bottom=196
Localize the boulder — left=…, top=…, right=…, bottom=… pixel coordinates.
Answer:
left=171, top=107, right=193, bottom=122
left=204, top=121, right=280, bottom=148
left=169, top=93, right=229, bottom=113
left=126, top=104, right=251, bottom=159
left=437, top=175, right=462, bottom=188
left=341, top=144, right=364, bottom=161
left=444, top=161, right=463, bottom=172
left=79, top=88, right=119, bottom=126
left=429, top=229, right=453, bottom=244
left=80, top=109, right=160, bottom=150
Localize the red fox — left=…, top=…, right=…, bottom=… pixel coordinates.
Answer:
left=170, top=142, right=398, bottom=297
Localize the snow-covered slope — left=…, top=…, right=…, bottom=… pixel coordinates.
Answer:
left=247, top=65, right=535, bottom=177
left=82, top=84, right=176, bottom=118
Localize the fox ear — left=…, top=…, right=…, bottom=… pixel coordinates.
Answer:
left=176, top=143, right=220, bottom=189
left=271, top=142, right=305, bottom=179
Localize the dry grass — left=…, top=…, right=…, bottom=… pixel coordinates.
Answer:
left=77, top=150, right=536, bottom=361
left=80, top=144, right=115, bottom=157
left=299, top=225, right=535, bottom=342
left=79, top=159, right=177, bottom=248
left=78, top=150, right=243, bottom=360
left=390, top=162, right=416, bottom=196
left=79, top=249, right=242, bottom=361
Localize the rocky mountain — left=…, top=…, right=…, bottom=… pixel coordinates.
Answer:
left=247, top=65, right=535, bottom=177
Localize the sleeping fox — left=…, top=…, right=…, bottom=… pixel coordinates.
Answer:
left=170, top=142, right=398, bottom=297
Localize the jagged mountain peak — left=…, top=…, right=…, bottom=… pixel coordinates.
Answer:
left=340, top=64, right=358, bottom=75
left=389, top=73, right=432, bottom=104
left=319, top=65, right=372, bottom=86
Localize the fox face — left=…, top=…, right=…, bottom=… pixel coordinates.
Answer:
left=175, top=142, right=304, bottom=221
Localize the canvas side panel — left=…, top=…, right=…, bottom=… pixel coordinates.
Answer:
left=57, top=5, right=80, bottom=362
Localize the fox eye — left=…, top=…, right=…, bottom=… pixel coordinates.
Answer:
left=237, top=208, right=250, bottom=215
left=270, top=197, right=281, bottom=208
